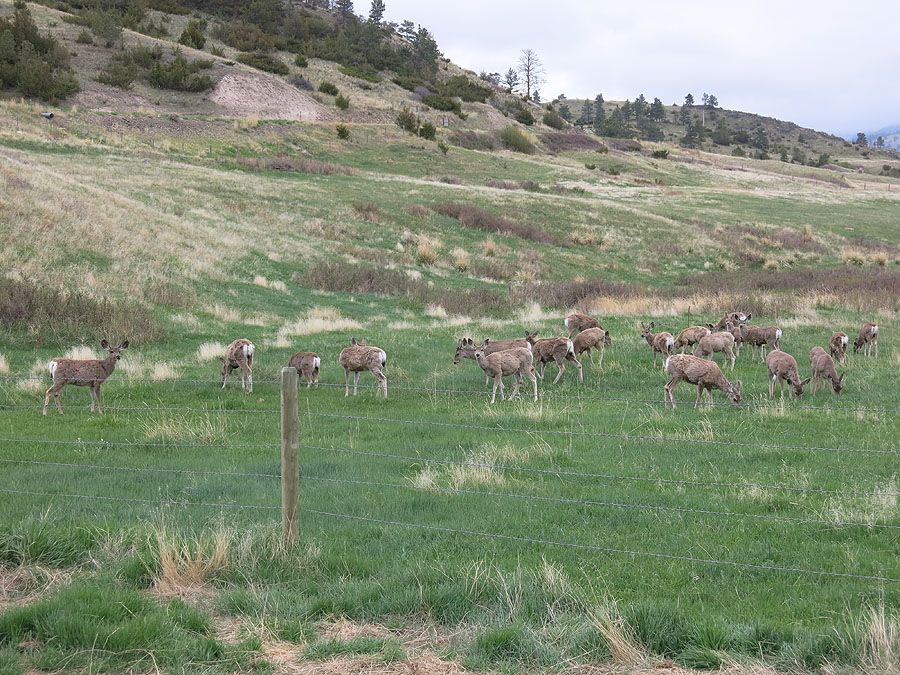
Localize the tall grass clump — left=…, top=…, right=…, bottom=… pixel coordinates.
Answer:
left=499, top=125, right=536, bottom=154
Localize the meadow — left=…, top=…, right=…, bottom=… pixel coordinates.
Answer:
left=1, top=95, right=899, bottom=673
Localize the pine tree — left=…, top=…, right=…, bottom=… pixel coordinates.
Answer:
left=620, top=99, right=632, bottom=121
left=684, top=93, right=694, bottom=107
left=707, top=94, right=718, bottom=108
left=633, top=93, right=647, bottom=119
left=681, top=119, right=700, bottom=148
left=711, top=118, right=731, bottom=145
left=649, top=97, right=665, bottom=122
left=855, top=132, right=868, bottom=147
left=397, top=19, right=415, bottom=41
left=577, top=98, right=594, bottom=126
left=503, top=67, right=519, bottom=94
left=368, top=0, right=385, bottom=23
left=559, top=104, right=572, bottom=121
left=532, top=88, right=540, bottom=103
left=592, top=94, right=605, bottom=134
left=875, top=136, right=885, bottom=148
left=335, top=0, right=354, bottom=16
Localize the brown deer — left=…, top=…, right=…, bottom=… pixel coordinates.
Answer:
left=738, top=322, right=782, bottom=361
left=766, top=349, right=810, bottom=399
left=287, top=351, right=320, bottom=388
left=339, top=337, right=387, bottom=397
left=829, top=332, right=849, bottom=364
left=572, top=327, right=611, bottom=368
left=663, top=354, right=742, bottom=409
left=640, top=322, right=675, bottom=369
left=473, top=344, right=538, bottom=404
left=453, top=333, right=536, bottom=365
left=564, top=312, right=602, bottom=337
left=43, top=340, right=129, bottom=415
left=674, top=325, right=711, bottom=352
left=809, top=346, right=844, bottom=395
left=853, top=322, right=879, bottom=357
left=221, top=339, right=256, bottom=393
left=711, top=311, right=750, bottom=332
left=532, top=337, right=583, bottom=384
left=693, top=330, right=736, bottom=370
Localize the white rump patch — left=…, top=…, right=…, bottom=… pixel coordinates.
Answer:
left=841, top=335, right=849, bottom=345
left=377, top=349, right=387, bottom=366
left=872, top=325, right=879, bottom=335
left=243, top=343, right=255, bottom=358
left=775, top=329, right=783, bottom=340
left=666, top=337, right=675, bottom=349
left=313, top=356, right=321, bottom=371
left=564, top=317, right=570, bottom=329
left=664, top=356, right=671, bottom=371
left=48, top=361, right=58, bottom=380
left=566, top=340, right=575, bottom=356
left=526, top=342, right=533, bottom=353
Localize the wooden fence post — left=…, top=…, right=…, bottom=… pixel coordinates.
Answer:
left=281, top=366, right=300, bottom=543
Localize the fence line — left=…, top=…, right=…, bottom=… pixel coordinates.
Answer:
left=0, top=437, right=276, bottom=450
left=0, top=458, right=279, bottom=480
left=0, top=487, right=280, bottom=510
left=301, top=474, right=900, bottom=531
left=304, top=443, right=900, bottom=498
left=303, top=508, right=900, bottom=583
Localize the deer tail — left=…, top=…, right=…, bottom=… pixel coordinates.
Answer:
left=48, top=360, right=58, bottom=381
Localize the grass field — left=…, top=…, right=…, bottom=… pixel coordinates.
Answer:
left=1, top=87, right=900, bottom=673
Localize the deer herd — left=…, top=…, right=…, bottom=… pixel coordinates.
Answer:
left=40, top=313, right=881, bottom=414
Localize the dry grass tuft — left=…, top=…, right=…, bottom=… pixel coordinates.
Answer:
left=63, top=345, right=101, bottom=360
left=416, top=237, right=440, bottom=266
left=153, top=527, right=230, bottom=597
left=150, top=362, right=179, bottom=381
left=857, top=604, right=900, bottom=673
left=209, top=304, right=242, bottom=323
left=271, top=307, right=362, bottom=347
left=141, top=413, right=229, bottom=444
left=405, top=205, right=432, bottom=219
left=352, top=202, right=383, bottom=222
left=238, top=155, right=355, bottom=176
left=0, top=352, right=9, bottom=375
left=570, top=229, right=598, bottom=246
left=253, top=275, right=288, bottom=292
left=451, top=247, right=470, bottom=272
left=482, top=238, right=502, bottom=257
left=197, top=341, right=226, bottom=362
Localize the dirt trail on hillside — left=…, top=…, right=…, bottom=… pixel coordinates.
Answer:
left=209, top=71, right=331, bottom=121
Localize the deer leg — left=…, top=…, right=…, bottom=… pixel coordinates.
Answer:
left=530, top=370, right=538, bottom=402
left=353, top=372, right=360, bottom=396
left=570, top=354, right=584, bottom=383
left=247, top=366, right=253, bottom=394
left=222, top=366, right=229, bottom=389
left=44, top=383, right=64, bottom=416
left=552, top=358, right=566, bottom=385
left=374, top=368, right=387, bottom=398
left=87, top=386, right=96, bottom=413
left=664, top=377, right=678, bottom=409
left=490, top=375, right=501, bottom=404
left=509, top=374, right=521, bottom=401
left=769, top=374, right=775, bottom=398
left=344, top=368, right=350, bottom=397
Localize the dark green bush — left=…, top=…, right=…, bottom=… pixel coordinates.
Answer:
left=212, top=20, right=277, bottom=52
left=395, top=108, right=419, bottom=135
left=418, top=121, right=436, bottom=140
left=499, top=125, right=535, bottom=154
left=542, top=109, right=565, bottom=129
left=515, top=108, right=535, bottom=125
left=423, top=94, right=459, bottom=113
left=294, top=53, right=308, bottom=67
left=651, top=149, right=670, bottom=159
left=237, top=51, right=288, bottom=75
left=438, top=75, right=491, bottom=102
left=147, top=54, right=213, bottom=92
left=178, top=19, right=207, bottom=50
left=339, top=64, right=380, bottom=82
left=318, top=80, right=339, bottom=95
left=97, top=59, right=137, bottom=89
left=75, top=29, right=93, bottom=44
left=336, top=124, right=350, bottom=139
left=334, top=94, right=350, bottom=110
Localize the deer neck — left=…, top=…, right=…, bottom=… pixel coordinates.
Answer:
left=101, top=354, right=118, bottom=376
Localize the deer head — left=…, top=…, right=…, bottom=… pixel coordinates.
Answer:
left=100, top=339, right=129, bottom=361
left=794, top=377, right=812, bottom=398
left=833, top=372, right=845, bottom=394
left=453, top=337, right=476, bottom=364
left=727, top=380, right=742, bottom=405
left=640, top=322, right=655, bottom=339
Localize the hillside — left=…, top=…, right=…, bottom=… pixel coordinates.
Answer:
left=1, top=2, right=900, bottom=674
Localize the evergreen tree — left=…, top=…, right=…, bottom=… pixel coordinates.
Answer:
left=855, top=132, right=868, bottom=147
left=559, top=103, right=572, bottom=121
left=633, top=93, right=647, bottom=119
left=752, top=126, right=770, bottom=150
left=707, top=94, right=718, bottom=108
left=681, top=119, right=700, bottom=148
left=684, top=93, right=694, bottom=107
left=335, top=0, right=354, bottom=16
left=649, top=97, right=665, bottom=122
left=532, top=88, right=540, bottom=103
left=875, top=136, right=885, bottom=148
left=711, top=117, right=731, bottom=145
left=368, top=0, right=385, bottom=23
left=678, top=102, right=691, bottom=126
left=577, top=98, right=594, bottom=126
left=592, top=93, right=605, bottom=134
left=397, top=19, right=415, bottom=41
left=503, top=67, right=519, bottom=93
left=620, top=99, right=632, bottom=121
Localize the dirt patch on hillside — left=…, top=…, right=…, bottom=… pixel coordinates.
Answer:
left=210, top=71, right=331, bottom=121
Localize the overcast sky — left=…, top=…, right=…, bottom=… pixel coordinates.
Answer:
left=382, top=0, right=899, bottom=136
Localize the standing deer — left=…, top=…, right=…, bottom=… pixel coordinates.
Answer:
left=809, top=346, right=844, bottom=395
left=43, top=340, right=129, bottom=415
left=339, top=337, right=387, bottom=397
left=853, top=322, right=879, bottom=357
left=454, top=334, right=536, bottom=384
left=287, top=351, right=320, bottom=388
left=564, top=312, right=602, bottom=337
left=221, top=339, right=256, bottom=393
left=640, top=322, right=675, bottom=369
left=738, top=322, right=782, bottom=361
left=664, top=354, right=742, bottom=409
left=829, top=332, right=849, bottom=364
left=766, top=349, right=810, bottom=399
left=674, top=325, right=711, bottom=352
left=693, top=330, right=736, bottom=370
left=532, top=337, right=583, bottom=384
left=711, top=311, right=750, bottom=332
left=572, top=327, right=611, bottom=368
left=473, top=344, right=538, bottom=404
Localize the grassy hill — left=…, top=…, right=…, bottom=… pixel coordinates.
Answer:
left=1, top=1, right=900, bottom=673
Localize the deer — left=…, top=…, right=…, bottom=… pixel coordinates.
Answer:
left=853, top=322, right=879, bottom=357
left=221, top=339, right=255, bottom=393
left=572, top=327, right=611, bottom=368
left=663, top=354, right=742, bottom=409
left=472, top=343, right=538, bottom=404
left=809, top=346, right=844, bottom=395
left=674, top=325, right=711, bottom=352
left=829, top=332, right=849, bottom=364
left=693, top=329, right=736, bottom=370
left=766, top=349, right=810, bottom=399
left=710, top=311, right=750, bottom=332
left=454, top=333, right=537, bottom=384
left=43, top=340, right=129, bottom=415
left=339, top=337, right=387, bottom=397
left=287, top=351, right=320, bottom=388
left=640, top=322, right=675, bottom=369
left=738, top=322, right=782, bottom=362
left=532, top=337, right=583, bottom=384
left=564, top=312, right=602, bottom=337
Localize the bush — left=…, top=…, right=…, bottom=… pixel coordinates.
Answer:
left=334, top=93, right=350, bottom=110
left=418, top=121, right=436, bottom=140
left=515, top=108, right=535, bottom=125
left=318, top=80, right=339, bottom=95
left=178, top=19, right=206, bottom=50
left=437, top=140, right=449, bottom=155
left=423, top=94, right=460, bottom=114
left=237, top=51, right=288, bottom=75
left=147, top=54, right=213, bottom=92
left=75, top=29, right=93, bottom=44
left=87, top=11, right=122, bottom=48
left=339, top=64, right=380, bottom=82
left=396, top=108, right=419, bottom=135
left=449, top=130, right=495, bottom=151
left=542, top=109, right=565, bottom=130
left=499, top=126, right=535, bottom=154
left=541, top=132, right=601, bottom=153
left=433, top=203, right=559, bottom=245
left=294, top=53, right=308, bottom=67
left=651, top=149, right=670, bottom=159
left=212, top=20, right=277, bottom=52
left=732, top=146, right=746, bottom=157
left=97, top=60, right=137, bottom=89
left=438, top=75, right=492, bottom=103
left=237, top=155, right=356, bottom=175
left=584, top=163, right=596, bottom=170
left=288, top=74, right=313, bottom=91
left=336, top=124, right=350, bottom=139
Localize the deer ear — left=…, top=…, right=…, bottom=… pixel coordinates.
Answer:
left=649, top=321, right=655, bottom=329
left=100, top=339, right=109, bottom=348
left=745, top=313, right=752, bottom=321
left=484, top=338, right=490, bottom=344
left=839, top=373, right=845, bottom=383
left=120, top=340, right=129, bottom=349
left=801, top=377, right=811, bottom=386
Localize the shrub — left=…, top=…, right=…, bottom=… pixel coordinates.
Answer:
left=178, top=19, right=206, bottom=50
left=237, top=52, right=288, bottom=75
left=335, top=94, right=350, bottom=110
left=75, top=29, right=93, bottom=44
left=294, top=53, right=308, bottom=67
left=336, top=124, right=350, bottom=139
left=209, top=45, right=225, bottom=57
left=318, top=80, right=339, bottom=95
left=87, top=11, right=122, bottom=48
left=339, top=64, right=381, bottom=82
left=288, top=75, right=313, bottom=91
left=395, top=108, right=419, bottom=135
left=449, top=130, right=495, bottom=151
left=437, top=140, right=449, bottom=155
left=433, top=203, right=559, bottom=245
left=651, top=149, right=670, bottom=159
left=423, top=94, right=460, bottom=114
left=732, top=146, right=746, bottom=157
left=515, top=108, right=535, bottom=125
left=237, top=155, right=356, bottom=175
left=499, top=126, right=535, bottom=154
left=418, top=121, right=436, bottom=140
left=439, top=75, right=492, bottom=102
left=147, top=54, right=213, bottom=92
left=212, top=20, right=277, bottom=52
left=541, top=132, right=601, bottom=153
left=416, top=239, right=439, bottom=265
left=542, top=109, right=565, bottom=129
left=97, top=60, right=137, bottom=89
left=584, top=163, right=596, bottom=170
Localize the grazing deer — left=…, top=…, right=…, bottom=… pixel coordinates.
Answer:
left=809, top=346, right=844, bottom=395
left=221, top=339, right=255, bottom=393
left=738, top=322, right=782, bottom=361
left=532, top=337, right=583, bottom=384
left=853, top=322, right=879, bottom=357
left=572, top=327, right=611, bottom=368
left=473, top=344, right=538, bottom=404
left=339, top=337, right=387, bottom=397
left=674, top=325, right=711, bottom=352
left=640, top=322, right=675, bottom=369
left=711, top=311, right=750, bottom=332
left=766, top=349, right=810, bottom=399
left=43, top=340, right=129, bottom=415
left=664, top=354, right=742, bottom=409
left=829, top=332, right=849, bottom=364
left=564, top=312, right=602, bottom=337
left=693, top=330, right=736, bottom=370
left=287, top=351, right=320, bottom=388
left=454, top=334, right=537, bottom=384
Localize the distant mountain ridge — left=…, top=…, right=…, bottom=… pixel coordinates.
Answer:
left=866, top=124, right=900, bottom=150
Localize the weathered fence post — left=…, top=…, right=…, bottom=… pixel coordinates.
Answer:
left=281, top=366, right=300, bottom=543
